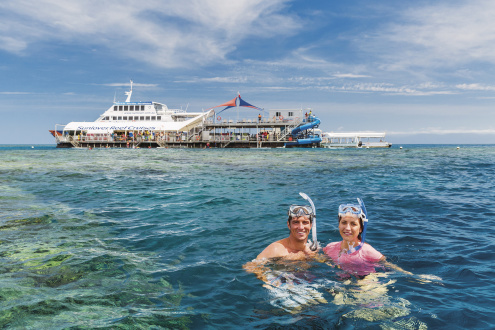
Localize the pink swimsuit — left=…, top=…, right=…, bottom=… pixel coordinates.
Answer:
left=323, top=241, right=383, bottom=276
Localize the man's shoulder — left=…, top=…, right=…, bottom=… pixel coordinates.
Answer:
left=256, top=240, right=289, bottom=260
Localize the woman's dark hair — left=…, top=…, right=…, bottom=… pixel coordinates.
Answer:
left=338, top=215, right=363, bottom=241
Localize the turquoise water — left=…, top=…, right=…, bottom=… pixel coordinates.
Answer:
left=1, top=144, right=494, bottom=329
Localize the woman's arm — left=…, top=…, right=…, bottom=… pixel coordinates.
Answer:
left=379, top=256, right=413, bottom=275
left=380, top=256, right=442, bottom=283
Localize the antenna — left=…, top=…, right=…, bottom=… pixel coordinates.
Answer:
left=125, top=79, right=133, bottom=103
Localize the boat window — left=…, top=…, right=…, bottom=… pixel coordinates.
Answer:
left=276, top=112, right=281, bottom=117
left=146, top=116, right=150, bottom=121
left=151, top=116, right=156, bottom=120
left=288, top=112, right=294, bottom=117
left=134, top=116, right=139, bottom=120
left=112, top=116, right=117, bottom=120
left=105, top=116, right=109, bottom=120
left=124, top=106, right=128, bottom=111
left=140, top=116, right=144, bottom=120
left=114, top=106, right=118, bottom=111
left=123, top=116, right=127, bottom=120
left=119, top=105, right=123, bottom=111
left=141, top=105, right=145, bottom=111
left=157, top=116, right=161, bottom=120
left=129, top=105, right=134, bottom=111
left=118, top=116, right=122, bottom=120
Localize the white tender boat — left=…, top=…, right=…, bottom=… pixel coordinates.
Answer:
left=320, top=132, right=392, bottom=148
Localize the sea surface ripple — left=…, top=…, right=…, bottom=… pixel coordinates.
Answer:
left=1, top=144, right=494, bottom=329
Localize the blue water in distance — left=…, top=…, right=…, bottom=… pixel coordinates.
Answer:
left=1, top=144, right=494, bottom=329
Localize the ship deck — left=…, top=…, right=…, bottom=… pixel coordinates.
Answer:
left=54, top=117, right=321, bottom=149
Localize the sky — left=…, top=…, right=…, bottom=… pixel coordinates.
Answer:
left=1, top=0, right=495, bottom=144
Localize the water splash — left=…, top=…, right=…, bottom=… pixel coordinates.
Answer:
left=338, top=241, right=357, bottom=261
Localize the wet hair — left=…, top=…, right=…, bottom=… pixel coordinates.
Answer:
left=338, top=214, right=363, bottom=240
left=287, top=215, right=312, bottom=224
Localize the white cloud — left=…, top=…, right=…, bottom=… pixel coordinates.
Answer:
left=175, top=76, right=248, bottom=83
left=333, top=73, right=371, bottom=78
left=0, top=36, right=27, bottom=53
left=370, top=1, right=495, bottom=70
left=317, top=83, right=455, bottom=96
left=0, top=0, right=298, bottom=68
left=0, top=91, right=35, bottom=95
left=456, top=83, right=495, bottom=91
left=389, top=128, right=495, bottom=135
left=103, top=83, right=158, bottom=88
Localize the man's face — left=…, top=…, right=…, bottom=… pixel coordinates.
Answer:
left=288, top=216, right=312, bottom=242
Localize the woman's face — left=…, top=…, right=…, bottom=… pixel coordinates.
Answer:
left=339, top=214, right=362, bottom=244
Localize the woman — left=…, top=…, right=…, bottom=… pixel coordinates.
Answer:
left=323, top=201, right=411, bottom=276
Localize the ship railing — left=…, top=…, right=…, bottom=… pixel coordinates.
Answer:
left=277, top=120, right=303, bottom=141
left=204, top=117, right=300, bottom=125
left=207, top=134, right=281, bottom=142
left=55, top=135, right=68, bottom=143
left=156, top=134, right=187, bottom=142
left=76, top=135, right=160, bottom=143
left=63, top=130, right=297, bottom=145
left=68, top=136, right=80, bottom=148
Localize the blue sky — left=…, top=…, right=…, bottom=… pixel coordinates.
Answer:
left=1, top=0, right=495, bottom=144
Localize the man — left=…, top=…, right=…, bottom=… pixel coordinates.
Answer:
left=256, top=205, right=315, bottom=260
left=243, top=205, right=316, bottom=283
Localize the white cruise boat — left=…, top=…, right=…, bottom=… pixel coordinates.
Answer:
left=50, top=81, right=213, bottom=147
left=320, top=131, right=392, bottom=148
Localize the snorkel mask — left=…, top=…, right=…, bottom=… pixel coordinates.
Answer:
left=338, top=204, right=366, bottom=219
left=288, top=205, right=313, bottom=220
left=287, top=193, right=319, bottom=251
left=338, top=198, right=368, bottom=254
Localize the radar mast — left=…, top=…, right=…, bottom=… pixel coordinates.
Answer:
left=125, top=80, right=133, bottom=102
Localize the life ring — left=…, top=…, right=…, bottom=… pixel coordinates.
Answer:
left=217, top=116, right=221, bottom=121
left=279, top=115, right=284, bottom=120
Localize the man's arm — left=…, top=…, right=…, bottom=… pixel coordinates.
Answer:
left=243, top=242, right=288, bottom=283
left=242, top=259, right=270, bottom=282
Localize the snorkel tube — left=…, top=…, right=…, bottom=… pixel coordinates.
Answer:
left=354, top=198, right=369, bottom=253
left=299, top=192, right=318, bottom=251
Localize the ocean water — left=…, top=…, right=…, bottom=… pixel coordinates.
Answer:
left=1, top=144, right=494, bottom=329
